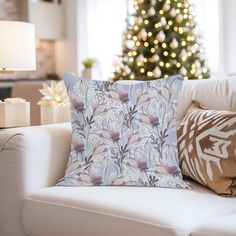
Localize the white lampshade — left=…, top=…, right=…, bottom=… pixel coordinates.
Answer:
left=0, top=21, right=36, bottom=71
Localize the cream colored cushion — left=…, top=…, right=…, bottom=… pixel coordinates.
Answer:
left=192, top=214, right=236, bottom=236
left=22, top=181, right=236, bottom=236
left=177, top=79, right=231, bottom=126
left=228, top=78, right=236, bottom=112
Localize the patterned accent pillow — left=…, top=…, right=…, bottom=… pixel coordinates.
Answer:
left=178, top=102, right=236, bottom=196
left=58, top=73, right=188, bottom=189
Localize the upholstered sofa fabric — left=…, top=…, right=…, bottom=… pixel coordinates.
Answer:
left=1, top=78, right=236, bottom=236
left=22, top=181, right=236, bottom=236
left=192, top=214, right=236, bottom=236
left=0, top=123, right=71, bottom=236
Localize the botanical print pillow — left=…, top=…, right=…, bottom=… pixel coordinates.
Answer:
left=58, top=73, right=188, bottom=189
left=178, top=102, right=236, bottom=196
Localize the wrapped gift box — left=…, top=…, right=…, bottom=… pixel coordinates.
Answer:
left=0, top=99, right=30, bottom=128
left=40, top=104, right=71, bottom=125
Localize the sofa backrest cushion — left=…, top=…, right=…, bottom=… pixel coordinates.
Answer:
left=177, top=79, right=232, bottom=126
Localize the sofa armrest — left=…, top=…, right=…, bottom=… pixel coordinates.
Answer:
left=0, top=123, right=71, bottom=236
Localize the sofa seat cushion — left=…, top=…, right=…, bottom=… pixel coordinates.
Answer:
left=22, top=181, right=236, bottom=236
left=192, top=214, right=236, bottom=236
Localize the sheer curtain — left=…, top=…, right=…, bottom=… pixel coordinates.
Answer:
left=190, top=0, right=220, bottom=77
left=85, top=0, right=127, bottom=80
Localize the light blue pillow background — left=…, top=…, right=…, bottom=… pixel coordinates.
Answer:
left=58, top=73, right=189, bottom=189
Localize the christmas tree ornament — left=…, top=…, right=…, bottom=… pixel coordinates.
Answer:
left=126, top=40, right=135, bottom=49
left=153, top=67, right=162, bottom=78
left=136, top=17, right=143, bottom=25
left=148, top=7, right=156, bottom=16
left=156, top=31, right=166, bottom=42
left=169, top=8, right=176, bottom=17
left=151, top=0, right=156, bottom=6
left=160, top=17, right=167, bottom=26
left=150, top=54, right=160, bottom=62
left=136, top=54, right=144, bottom=62
left=195, top=60, right=201, bottom=68
left=176, top=14, right=184, bottom=24
left=170, top=39, right=179, bottom=49
left=163, top=2, right=171, bottom=12
left=137, top=0, right=144, bottom=4
left=124, top=66, right=131, bottom=74
left=139, top=29, right=147, bottom=40
left=180, top=67, right=187, bottom=75
left=180, top=49, right=187, bottom=57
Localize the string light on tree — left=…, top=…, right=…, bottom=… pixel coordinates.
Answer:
left=112, top=0, right=210, bottom=81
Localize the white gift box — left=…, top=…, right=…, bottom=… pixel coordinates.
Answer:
left=0, top=100, right=30, bottom=128
left=40, top=104, right=71, bottom=125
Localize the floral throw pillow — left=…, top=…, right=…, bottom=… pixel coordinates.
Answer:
left=58, top=73, right=188, bottom=189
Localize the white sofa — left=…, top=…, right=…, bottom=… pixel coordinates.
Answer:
left=0, top=79, right=236, bottom=236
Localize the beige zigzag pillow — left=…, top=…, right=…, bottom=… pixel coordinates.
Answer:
left=178, top=101, right=236, bottom=196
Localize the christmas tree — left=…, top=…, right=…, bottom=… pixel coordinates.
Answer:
left=112, top=0, right=210, bottom=81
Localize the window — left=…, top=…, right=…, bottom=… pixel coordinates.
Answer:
left=190, top=0, right=220, bottom=76
left=85, top=0, right=127, bottom=80
left=79, top=0, right=220, bottom=79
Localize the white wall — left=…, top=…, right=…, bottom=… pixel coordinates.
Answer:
left=220, top=0, right=236, bottom=78
left=55, top=0, right=78, bottom=78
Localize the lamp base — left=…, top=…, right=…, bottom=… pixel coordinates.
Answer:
left=0, top=68, right=15, bottom=74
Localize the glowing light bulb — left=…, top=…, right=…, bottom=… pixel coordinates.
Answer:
left=140, top=68, right=145, bottom=73
left=144, top=20, right=149, bottom=25
left=171, top=52, right=176, bottom=58
left=160, top=61, right=164, bottom=67
left=130, top=74, right=135, bottom=79
left=147, top=71, right=153, bottom=77
left=177, top=3, right=182, bottom=7
left=151, top=48, right=156, bottom=53
left=162, top=42, right=167, bottom=48
left=141, top=10, right=146, bottom=15
left=176, top=63, right=181, bottom=68
left=137, top=62, right=142, bottom=66
left=164, top=51, right=168, bottom=56
left=144, top=42, right=149, bottom=47
left=166, top=63, right=170, bottom=68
